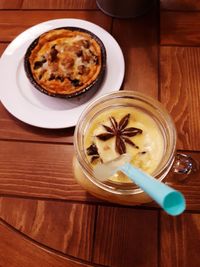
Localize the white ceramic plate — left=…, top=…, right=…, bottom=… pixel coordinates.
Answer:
left=0, top=19, right=125, bottom=129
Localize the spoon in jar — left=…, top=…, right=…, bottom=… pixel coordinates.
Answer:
left=94, top=154, right=186, bottom=216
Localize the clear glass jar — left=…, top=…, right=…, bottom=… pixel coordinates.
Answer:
left=73, top=91, right=197, bottom=205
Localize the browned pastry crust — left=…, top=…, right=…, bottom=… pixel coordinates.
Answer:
left=25, top=28, right=106, bottom=97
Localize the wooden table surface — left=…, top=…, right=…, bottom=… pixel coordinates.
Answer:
left=0, top=1, right=200, bottom=266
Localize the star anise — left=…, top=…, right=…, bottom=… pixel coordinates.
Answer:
left=86, top=143, right=101, bottom=163
left=96, top=114, right=143, bottom=155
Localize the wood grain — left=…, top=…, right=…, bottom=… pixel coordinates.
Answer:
left=0, top=141, right=200, bottom=209
left=0, top=140, right=97, bottom=201
left=0, top=103, right=74, bottom=143
left=0, top=42, right=8, bottom=55
left=0, top=220, right=92, bottom=267
left=22, top=0, right=97, bottom=10
left=165, top=151, right=200, bottom=211
left=160, top=12, right=200, bottom=45
left=160, top=212, right=200, bottom=267
left=1, top=1, right=200, bottom=267
left=0, top=10, right=111, bottom=42
left=0, top=0, right=23, bottom=9
left=93, top=206, right=158, bottom=267
left=0, top=197, right=96, bottom=261
left=160, top=47, right=200, bottom=150
left=112, top=6, right=158, bottom=98
left=160, top=0, right=200, bottom=10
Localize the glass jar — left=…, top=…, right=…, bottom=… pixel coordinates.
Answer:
left=73, top=91, right=197, bottom=205
left=96, top=0, right=154, bottom=18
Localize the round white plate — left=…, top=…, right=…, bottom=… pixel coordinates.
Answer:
left=0, top=19, right=125, bottom=129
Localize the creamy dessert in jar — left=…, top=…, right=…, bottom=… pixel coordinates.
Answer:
left=73, top=91, right=176, bottom=205
left=85, top=107, right=164, bottom=183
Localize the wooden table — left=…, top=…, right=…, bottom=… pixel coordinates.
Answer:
left=0, top=1, right=200, bottom=266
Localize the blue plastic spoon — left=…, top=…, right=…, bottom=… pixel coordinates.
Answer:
left=94, top=154, right=186, bottom=216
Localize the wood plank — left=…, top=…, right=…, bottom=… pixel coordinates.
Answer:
left=0, top=197, right=96, bottom=261
left=0, top=0, right=23, bottom=9
left=93, top=206, right=158, bottom=267
left=22, top=0, right=97, bottom=10
left=160, top=46, right=200, bottom=150
left=160, top=12, right=200, bottom=46
left=160, top=0, right=200, bottom=10
left=0, top=140, right=97, bottom=201
left=160, top=212, right=200, bottom=267
left=0, top=141, right=200, bottom=210
left=0, top=219, right=92, bottom=267
left=0, top=103, right=74, bottom=143
left=165, top=151, right=200, bottom=211
left=2, top=136, right=92, bottom=200
left=0, top=10, right=111, bottom=42
left=112, top=5, right=158, bottom=98
left=0, top=42, right=8, bottom=55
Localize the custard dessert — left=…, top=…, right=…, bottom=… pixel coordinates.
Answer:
left=85, top=107, right=164, bottom=183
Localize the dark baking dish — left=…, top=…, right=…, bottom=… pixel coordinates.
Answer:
left=24, top=27, right=106, bottom=98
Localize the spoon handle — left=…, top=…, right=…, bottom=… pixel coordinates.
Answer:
left=119, top=163, right=186, bottom=216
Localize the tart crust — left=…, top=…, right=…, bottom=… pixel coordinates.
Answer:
left=24, top=27, right=106, bottom=97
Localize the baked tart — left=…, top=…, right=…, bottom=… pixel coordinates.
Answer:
left=24, top=27, right=106, bottom=98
